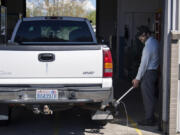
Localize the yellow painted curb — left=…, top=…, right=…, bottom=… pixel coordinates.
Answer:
left=128, top=117, right=143, bottom=135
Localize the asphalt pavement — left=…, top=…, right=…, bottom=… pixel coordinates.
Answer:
left=0, top=106, right=162, bottom=135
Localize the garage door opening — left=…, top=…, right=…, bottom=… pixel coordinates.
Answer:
left=97, top=0, right=164, bottom=134
left=117, top=0, right=163, bottom=133
left=0, top=0, right=167, bottom=133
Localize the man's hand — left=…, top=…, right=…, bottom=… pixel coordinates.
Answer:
left=132, top=79, right=140, bottom=88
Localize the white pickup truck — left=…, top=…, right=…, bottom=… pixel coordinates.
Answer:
left=0, top=16, right=113, bottom=124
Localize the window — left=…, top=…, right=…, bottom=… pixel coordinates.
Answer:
left=15, top=20, right=93, bottom=44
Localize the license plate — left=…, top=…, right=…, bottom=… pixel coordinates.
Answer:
left=36, top=89, right=58, bottom=100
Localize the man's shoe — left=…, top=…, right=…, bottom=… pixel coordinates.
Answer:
left=138, top=119, right=156, bottom=126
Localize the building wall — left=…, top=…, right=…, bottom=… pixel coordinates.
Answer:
left=165, top=0, right=180, bottom=134
left=96, top=0, right=117, bottom=42
left=169, top=34, right=179, bottom=134
left=1, top=0, right=26, bottom=39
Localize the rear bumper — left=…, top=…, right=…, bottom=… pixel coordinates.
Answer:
left=0, top=87, right=112, bottom=104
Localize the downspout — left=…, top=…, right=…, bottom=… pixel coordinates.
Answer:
left=162, top=0, right=172, bottom=133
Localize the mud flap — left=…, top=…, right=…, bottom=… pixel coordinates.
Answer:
left=91, top=110, right=113, bottom=120
left=0, top=115, right=8, bottom=120
left=0, top=104, right=9, bottom=126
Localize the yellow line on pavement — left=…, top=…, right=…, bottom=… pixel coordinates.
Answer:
left=54, top=113, right=60, bottom=135
left=53, top=112, right=142, bottom=135
left=128, top=117, right=143, bottom=135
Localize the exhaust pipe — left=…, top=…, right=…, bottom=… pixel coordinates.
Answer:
left=33, top=106, right=41, bottom=115
left=32, top=105, right=53, bottom=115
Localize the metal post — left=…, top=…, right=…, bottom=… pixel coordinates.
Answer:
left=162, top=0, right=172, bottom=133
left=178, top=0, right=180, bottom=31
left=172, top=0, right=177, bottom=30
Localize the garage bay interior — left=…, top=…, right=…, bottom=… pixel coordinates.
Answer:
left=97, top=0, right=165, bottom=134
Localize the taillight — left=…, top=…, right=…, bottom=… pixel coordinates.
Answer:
left=103, top=49, right=113, bottom=77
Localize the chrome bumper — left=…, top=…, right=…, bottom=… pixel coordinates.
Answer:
left=0, top=87, right=112, bottom=104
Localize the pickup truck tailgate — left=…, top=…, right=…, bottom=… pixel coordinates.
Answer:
left=0, top=46, right=103, bottom=79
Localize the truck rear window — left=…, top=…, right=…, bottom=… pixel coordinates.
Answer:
left=14, top=20, right=94, bottom=44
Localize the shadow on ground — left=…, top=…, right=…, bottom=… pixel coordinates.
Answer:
left=0, top=107, right=106, bottom=135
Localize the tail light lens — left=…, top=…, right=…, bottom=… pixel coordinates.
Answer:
left=103, top=49, right=113, bottom=77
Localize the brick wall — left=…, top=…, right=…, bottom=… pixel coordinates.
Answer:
left=169, top=32, right=179, bottom=135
